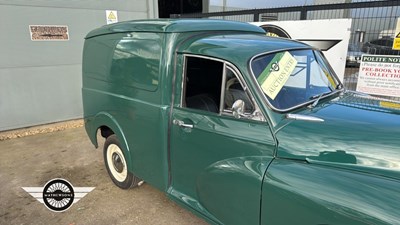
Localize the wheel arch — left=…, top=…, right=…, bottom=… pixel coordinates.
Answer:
left=86, top=112, right=133, bottom=172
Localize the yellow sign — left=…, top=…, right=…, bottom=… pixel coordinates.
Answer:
left=108, top=11, right=116, bottom=20
left=257, top=51, right=297, bottom=100
left=393, top=18, right=400, bottom=50
left=106, top=10, right=118, bottom=25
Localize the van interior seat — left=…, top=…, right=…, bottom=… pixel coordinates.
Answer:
left=225, top=77, right=254, bottom=112
left=186, top=94, right=219, bottom=113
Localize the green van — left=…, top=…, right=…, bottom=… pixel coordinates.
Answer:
left=82, top=19, right=400, bottom=225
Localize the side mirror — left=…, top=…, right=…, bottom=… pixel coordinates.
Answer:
left=232, top=99, right=245, bottom=119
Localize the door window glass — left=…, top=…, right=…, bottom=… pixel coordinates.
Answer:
left=183, top=56, right=257, bottom=119
left=223, top=68, right=255, bottom=114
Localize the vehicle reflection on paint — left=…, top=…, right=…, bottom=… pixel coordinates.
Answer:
left=263, top=160, right=400, bottom=225
left=276, top=91, right=400, bottom=179
left=307, top=150, right=357, bottom=164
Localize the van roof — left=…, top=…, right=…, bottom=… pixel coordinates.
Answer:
left=85, top=19, right=265, bottom=38
left=180, top=33, right=309, bottom=69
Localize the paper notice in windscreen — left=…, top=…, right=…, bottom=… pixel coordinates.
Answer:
left=257, top=51, right=297, bottom=100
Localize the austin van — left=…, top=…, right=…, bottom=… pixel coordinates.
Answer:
left=82, top=19, right=400, bottom=225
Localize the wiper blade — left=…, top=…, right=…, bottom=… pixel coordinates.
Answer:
left=309, top=91, right=331, bottom=108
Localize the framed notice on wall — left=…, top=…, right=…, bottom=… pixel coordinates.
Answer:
left=29, top=25, right=69, bottom=41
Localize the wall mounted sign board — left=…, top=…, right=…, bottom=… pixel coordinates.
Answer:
left=29, top=25, right=69, bottom=41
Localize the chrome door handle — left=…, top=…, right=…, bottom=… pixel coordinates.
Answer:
left=173, top=119, right=193, bottom=129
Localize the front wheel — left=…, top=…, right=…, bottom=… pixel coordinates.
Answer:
left=103, top=134, right=142, bottom=189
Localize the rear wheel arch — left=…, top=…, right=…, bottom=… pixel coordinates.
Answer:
left=87, top=112, right=133, bottom=172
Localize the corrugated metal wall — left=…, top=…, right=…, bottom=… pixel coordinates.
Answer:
left=0, top=0, right=158, bottom=131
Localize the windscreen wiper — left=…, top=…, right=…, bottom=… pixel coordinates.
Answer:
left=309, top=91, right=332, bottom=108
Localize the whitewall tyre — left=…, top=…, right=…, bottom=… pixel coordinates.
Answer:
left=103, top=134, right=142, bottom=189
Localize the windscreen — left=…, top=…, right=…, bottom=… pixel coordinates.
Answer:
left=251, top=49, right=339, bottom=111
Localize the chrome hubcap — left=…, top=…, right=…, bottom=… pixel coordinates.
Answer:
left=112, top=152, right=124, bottom=173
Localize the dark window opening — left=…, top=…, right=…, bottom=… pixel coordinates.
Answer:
left=184, top=57, right=223, bottom=113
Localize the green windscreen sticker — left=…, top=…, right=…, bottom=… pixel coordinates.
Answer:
left=257, top=51, right=297, bottom=100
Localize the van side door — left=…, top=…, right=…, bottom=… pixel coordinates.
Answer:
left=168, top=54, right=275, bottom=225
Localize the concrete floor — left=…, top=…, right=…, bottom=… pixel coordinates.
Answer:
left=0, top=127, right=207, bottom=225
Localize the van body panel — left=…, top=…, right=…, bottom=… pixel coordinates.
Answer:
left=82, top=19, right=400, bottom=225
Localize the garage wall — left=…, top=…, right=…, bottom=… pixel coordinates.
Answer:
left=0, top=0, right=158, bottom=131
